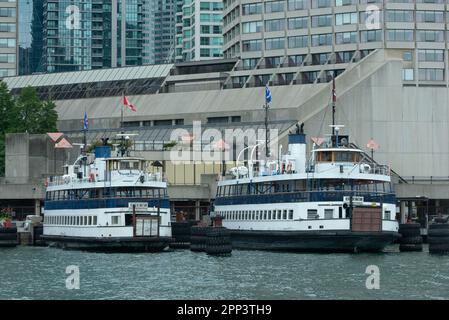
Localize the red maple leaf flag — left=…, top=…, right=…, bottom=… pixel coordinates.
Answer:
left=123, top=95, right=137, bottom=112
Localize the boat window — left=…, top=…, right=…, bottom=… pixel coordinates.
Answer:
left=307, top=209, right=318, bottom=219
left=120, top=160, right=139, bottom=170
left=339, top=207, right=343, bottom=219
left=319, top=151, right=332, bottom=162
left=263, top=211, right=267, bottom=220
left=283, top=210, right=287, bottom=220
left=325, top=209, right=334, bottom=219
left=88, top=216, right=92, bottom=225
left=288, top=210, right=294, bottom=219
left=384, top=211, right=391, bottom=220
left=334, top=151, right=353, bottom=162
left=112, top=216, right=121, bottom=225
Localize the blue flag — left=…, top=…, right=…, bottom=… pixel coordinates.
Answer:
left=265, top=85, right=272, bottom=105
left=83, top=112, right=88, bottom=130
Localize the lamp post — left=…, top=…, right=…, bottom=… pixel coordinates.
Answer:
left=249, top=140, right=266, bottom=179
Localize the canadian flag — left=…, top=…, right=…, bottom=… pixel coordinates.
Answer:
left=123, top=95, right=137, bottom=112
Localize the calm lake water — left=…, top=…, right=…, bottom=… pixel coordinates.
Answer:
left=1, top=245, right=449, bottom=300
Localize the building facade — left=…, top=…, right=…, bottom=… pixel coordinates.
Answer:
left=4, top=50, right=449, bottom=219
left=18, top=0, right=44, bottom=75
left=143, top=0, right=176, bottom=64
left=42, top=0, right=143, bottom=73
left=0, top=0, right=18, bottom=78
left=175, top=0, right=224, bottom=62
left=223, top=0, right=449, bottom=86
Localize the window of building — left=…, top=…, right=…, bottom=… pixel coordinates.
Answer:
left=336, top=0, right=355, bottom=5
left=242, top=21, right=262, bottom=33
left=311, top=15, right=332, bottom=28
left=386, top=30, right=414, bottom=42
left=265, top=1, right=284, bottom=13
left=242, top=39, right=262, bottom=52
left=417, top=30, right=444, bottom=42
left=418, top=49, right=444, bottom=62
left=265, top=19, right=285, bottom=32
left=242, top=3, right=262, bottom=15
left=403, top=51, right=413, bottom=61
left=416, top=11, right=444, bottom=23
left=265, top=37, right=285, bottom=50
left=311, top=0, right=331, bottom=8
left=288, top=35, right=308, bottom=48
left=418, top=68, right=444, bottom=81
left=335, top=13, right=357, bottom=25
left=360, top=30, right=382, bottom=42
left=386, top=10, right=414, bottom=23
left=288, top=17, right=308, bottom=30
left=207, top=116, right=229, bottom=124
left=335, top=32, right=357, bottom=44
left=287, top=0, right=309, bottom=10
left=311, top=34, right=332, bottom=46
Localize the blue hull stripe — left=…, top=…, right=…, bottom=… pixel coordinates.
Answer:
left=214, top=192, right=395, bottom=206
left=44, top=198, right=170, bottom=211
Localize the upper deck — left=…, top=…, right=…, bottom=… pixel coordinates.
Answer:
left=219, top=146, right=390, bottom=186
left=46, top=155, right=167, bottom=191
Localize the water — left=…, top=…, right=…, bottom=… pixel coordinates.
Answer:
left=1, top=245, right=449, bottom=300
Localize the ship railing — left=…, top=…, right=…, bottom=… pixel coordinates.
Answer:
left=358, top=162, right=390, bottom=176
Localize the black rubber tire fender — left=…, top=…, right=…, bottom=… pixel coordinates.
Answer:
left=399, top=236, right=423, bottom=245
left=428, top=236, right=449, bottom=245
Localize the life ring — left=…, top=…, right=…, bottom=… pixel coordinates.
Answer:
left=89, top=173, right=96, bottom=182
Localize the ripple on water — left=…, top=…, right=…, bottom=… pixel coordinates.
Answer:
left=1, top=246, right=449, bottom=299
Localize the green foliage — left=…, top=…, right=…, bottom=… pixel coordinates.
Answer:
left=0, top=208, right=12, bottom=221
left=163, top=141, right=177, bottom=151
left=0, top=83, right=58, bottom=176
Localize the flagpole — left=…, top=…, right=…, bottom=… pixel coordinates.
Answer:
left=332, top=75, right=336, bottom=137
left=121, top=93, right=125, bottom=157
left=265, top=101, right=269, bottom=158
left=264, top=86, right=270, bottom=158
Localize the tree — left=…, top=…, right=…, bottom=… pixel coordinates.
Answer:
left=0, top=81, right=14, bottom=135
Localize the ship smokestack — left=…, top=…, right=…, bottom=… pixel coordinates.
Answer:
left=286, top=123, right=306, bottom=173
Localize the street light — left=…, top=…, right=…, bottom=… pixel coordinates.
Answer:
left=249, top=140, right=266, bottom=179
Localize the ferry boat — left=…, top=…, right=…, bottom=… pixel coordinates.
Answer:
left=42, top=138, right=172, bottom=252
left=213, top=127, right=400, bottom=253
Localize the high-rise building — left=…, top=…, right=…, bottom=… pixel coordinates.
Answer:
left=0, top=0, right=18, bottom=78
left=143, top=0, right=176, bottom=64
left=42, top=0, right=143, bottom=73
left=18, top=0, right=44, bottom=75
left=175, top=0, right=224, bottom=62
left=222, top=0, right=449, bottom=85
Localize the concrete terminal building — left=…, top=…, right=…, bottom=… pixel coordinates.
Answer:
left=1, top=48, right=449, bottom=221
left=4, top=0, right=449, bottom=219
